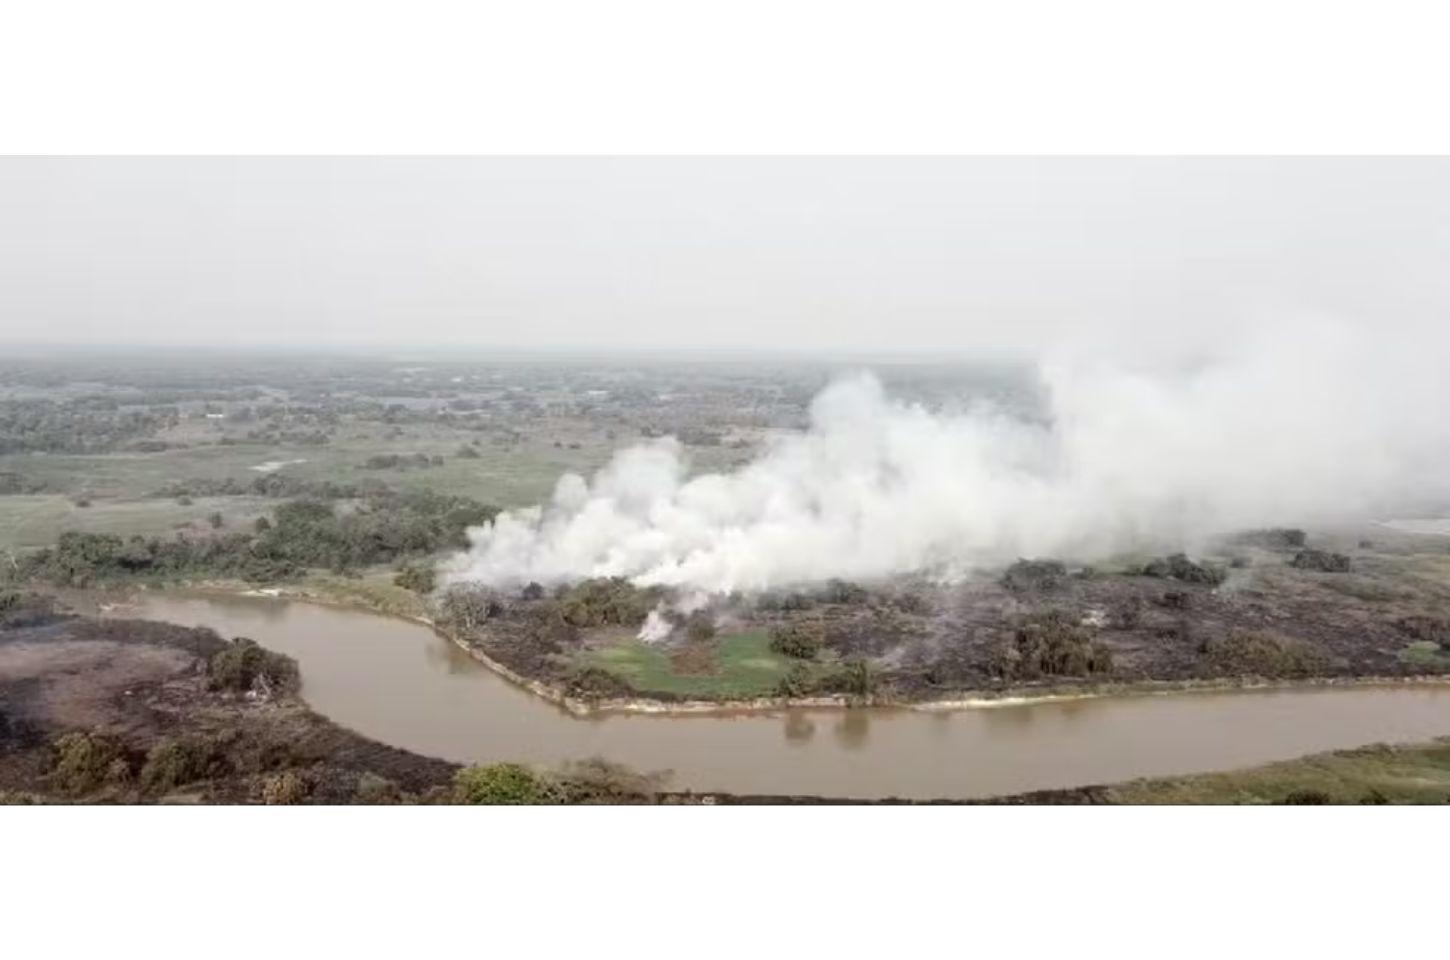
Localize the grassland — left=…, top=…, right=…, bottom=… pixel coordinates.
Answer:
left=576, top=630, right=837, bottom=699
left=1106, top=738, right=1450, bottom=804
left=0, top=494, right=274, bottom=552
left=294, top=568, right=432, bottom=620
left=0, top=424, right=751, bottom=545
left=0, top=431, right=605, bottom=505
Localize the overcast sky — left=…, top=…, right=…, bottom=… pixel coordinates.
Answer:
left=2, top=157, right=1447, bottom=359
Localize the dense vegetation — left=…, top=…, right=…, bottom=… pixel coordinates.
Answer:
left=453, top=762, right=554, bottom=804
left=1001, top=558, right=1068, bottom=592
left=1200, top=631, right=1331, bottom=678
left=770, top=621, right=825, bottom=659
left=452, top=759, right=666, bottom=804
left=1140, top=553, right=1227, bottom=585
left=157, top=474, right=394, bottom=500
left=208, top=637, right=300, bottom=695
left=9, top=489, right=499, bottom=586
left=557, top=577, right=661, bottom=627
left=1290, top=548, right=1352, bottom=573
left=988, top=609, right=1114, bottom=681
left=0, top=397, right=181, bottom=454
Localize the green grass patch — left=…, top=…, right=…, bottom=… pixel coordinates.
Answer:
left=577, top=630, right=834, bottom=699
left=1397, top=640, right=1450, bottom=668
left=1108, top=739, right=1450, bottom=804
left=299, top=568, right=431, bottom=620
left=0, top=494, right=273, bottom=552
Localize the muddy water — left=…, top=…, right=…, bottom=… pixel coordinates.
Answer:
left=106, top=593, right=1450, bottom=800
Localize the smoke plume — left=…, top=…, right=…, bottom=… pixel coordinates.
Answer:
left=447, top=319, right=1448, bottom=594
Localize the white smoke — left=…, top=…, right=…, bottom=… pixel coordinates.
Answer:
left=637, top=608, right=673, bottom=643
left=446, top=318, right=1450, bottom=594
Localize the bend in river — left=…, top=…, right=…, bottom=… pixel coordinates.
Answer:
left=98, top=593, right=1450, bottom=800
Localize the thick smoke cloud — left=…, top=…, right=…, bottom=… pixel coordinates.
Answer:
left=447, top=318, right=1449, bottom=594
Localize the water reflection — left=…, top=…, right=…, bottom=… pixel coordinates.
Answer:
left=422, top=637, right=488, bottom=674
left=832, top=709, right=870, bottom=749
left=980, top=703, right=1037, bottom=731
left=783, top=710, right=816, bottom=744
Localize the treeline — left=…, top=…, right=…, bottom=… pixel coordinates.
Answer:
left=11, top=490, right=500, bottom=587
left=157, top=474, right=394, bottom=500
left=0, top=398, right=180, bottom=454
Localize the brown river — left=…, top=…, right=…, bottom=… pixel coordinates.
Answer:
left=103, top=593, right=1450, bottom=799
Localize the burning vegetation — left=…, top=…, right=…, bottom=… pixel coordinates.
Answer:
left=424, top=524, right=1450, bottom=707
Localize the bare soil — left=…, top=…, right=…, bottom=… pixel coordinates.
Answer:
left=0, top=595, right=456, bottom=804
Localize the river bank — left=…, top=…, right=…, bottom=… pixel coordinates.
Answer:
left=35, top=588, right=1450, bottom=799
left=7, top=591, right=1450, bottom=804
left=55, top=575, right=1450, bottom=720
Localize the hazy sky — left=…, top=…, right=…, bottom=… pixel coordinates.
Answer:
left=2, top=157, right=1448, bottom=358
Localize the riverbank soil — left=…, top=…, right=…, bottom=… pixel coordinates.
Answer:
left=443, top=526, right=1450, bottom=705
left=1103, top=738, right=1450, bottom=804
left=0, top=594, right=456, bottom=804
left=691, top=738, right=1450, bottom=804
left=8, top=592, right=1450, bottom=804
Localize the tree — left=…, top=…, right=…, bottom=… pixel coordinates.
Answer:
left=393, top=562, right=437, bottom=594
left=454, top=763, right=555, bottom=804
left=769, top=621, right=824, bottom=659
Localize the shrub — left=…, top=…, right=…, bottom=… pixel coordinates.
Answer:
left=820, top=659, right=874, bottom=698
left=775, top=663, right=815, bottom=698
left=393, top=562, right=437, bottom=594
left=682, top=610, right=716, bottom=643
left=769, top=621, right=824, bottom=659
left=1202, top=631, right=1330, bottom=678
left=1290, top=549, right=1351, bottom=573
left=260, top=770, right=310, bottom=805
left=454, top=763, right=556, bottom=804
left=1281, top=789, right=1332, bottom=805
left=48, top=732, right=122, bottom=797
left=1396, top=641, right=1444, bottom=667
left=558, top=577, right=655, bottom=627
left=1001, top=558, right=1067, bottom=592
left=354, top=772, right=401, bottom=804
left=1398, top=616, right=1450, bottom=648
left=1142, top=553, right=1226, bottom=585
left=140, top=736, right=224, bottom=794
left=520, top=581, right=545, bottom=601
left=208, top=638, right=299, bottom=695
left=820, top=579, right=869, bottom=604
left=104, top=757, right=132, bottom=786
left=565, top=666, right=633, bottom=701
left=992, top=610, right=1113, bottom=680
left=554, top=758, right=665, bottom=803
left=437, top=583, right=505, bottom=632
